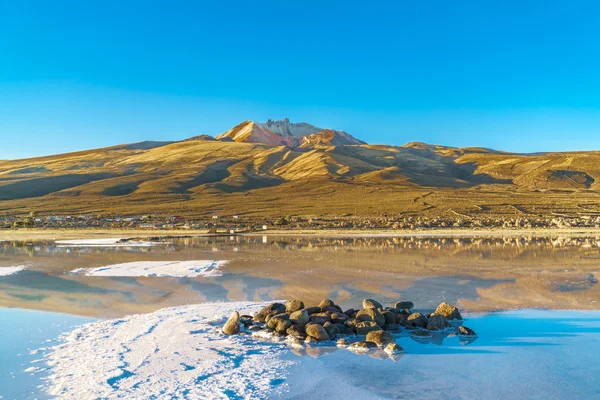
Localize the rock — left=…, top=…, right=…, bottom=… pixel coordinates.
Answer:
left=319, top=299, right=335, bottom=308
left=305, top=306, right=321, bottom=315
left=289, top=309, right=309, bottom=326
left=309, top=313, right=330, bottom=325
left=434, top=302, right=462, bottom=320
left=348, top=341, right=377, bottom=352
left=331, top=312, right=349, bottom=324
left=239, top=316, right=254, bottom=326
left=265, top=312, right=289, bottom=324
left=404, top=312, right=428, bottom=328
left=285, top=300, right=304, bottom=313
left=394, top=301, right=414, bottom=310
left=333, top=323, right=347, bottom=333
left=337, top=338, right=350, bottom=347
left=356, top=308, right=385, bottom=327
left=383, top=323, right=401, bottom=331
left=382, top=310, right=396, bottom=324
left=459, top=326, right=477, bottom=336
left=248, top=325, right=263, bottom=331
left=366, top=330, right=395, bottom=346
left=305, top=323, right=330, bottom=341
left=384, top=343, right=404, bottom=356
left=267, top=316, right=291, bottom=334
left=356, top=321, right=382, bottom=335
left=222, top=311, right=240, bottom=335
left=344, top=308, right=357, bottom=318
left=395, top=313, right=408, bottom=324
left=321, top=305, right=339, bottom=313
left=363, top=298, right=383, bottom=309
left=253, top=303, right=286, bottom=323
left=286, top=325, right=307, bottom=339
left=323, top=322, right=339, bottom=339
left=427, top=313, right=450, bottom=331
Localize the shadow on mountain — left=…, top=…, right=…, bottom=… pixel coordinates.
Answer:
left=0, top=173, right=118, bottom=200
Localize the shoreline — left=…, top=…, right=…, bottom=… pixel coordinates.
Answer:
left=3, top=227, right=600, bottom=241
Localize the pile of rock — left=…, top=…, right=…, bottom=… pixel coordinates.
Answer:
left=222, top=298, right=477, bottom=356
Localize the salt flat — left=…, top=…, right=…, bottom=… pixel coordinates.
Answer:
left=72, top=260, right=228, bottom=277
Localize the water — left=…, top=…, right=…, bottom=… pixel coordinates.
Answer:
left=0, top=235, right=599, bottom=398
left=1, top=235, right=599, bottom=316
left=0, top=308, right=93, bottom=400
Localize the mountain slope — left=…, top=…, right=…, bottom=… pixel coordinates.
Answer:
left=1, top=120, right=600, bottom=218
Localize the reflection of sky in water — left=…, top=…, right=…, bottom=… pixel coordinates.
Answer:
left=0, top=308, right=93, bottom=400
left=0, top=236, right=599, bottom=317
left=280, top=310, right=600, bottom=399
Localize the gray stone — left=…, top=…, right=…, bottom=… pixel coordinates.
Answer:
left=331, top=312, right=349, bottom=324
left=337, top=338, right=350, bottom=347
left=289, top=309, right=309, bottom=326
left=394, top=301, right=414, bottom=310
left=305, top=306, right=321, bottom=315
left=285, top=300, right=304, bottom=313
left=356, top=308, right=385, bottom=327
left=382, top=310, right=396, bottom=325
left=319, top=299, right=335, bottom=308
left=309, top=313, right=330, bottom=325
left=323, top=322, right=339, bottom=339
left=434, top=302, right=462, bottom=320
left=305, top=323, right=330, bottom=341
left=356, top=321, right=382, bottom=335
left=404, top=312, right=428, bottom=328
left=348, top=341, right=377, bottom=352
left=366, top=330, right=395, bottom=346
left=222, top=311, right=240, bottom=335
left=286, top=325, right=306, bottom=339
left=363, top=298, right=383, bottom=309
left=253, top=303, right=286, bottom=323
left=427, top=313, right=450, bottom=331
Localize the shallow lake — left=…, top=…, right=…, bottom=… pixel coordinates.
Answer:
left=0, top=235, right=599, bottom=399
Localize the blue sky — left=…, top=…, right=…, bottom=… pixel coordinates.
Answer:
left=1, top=0, right=600, bottom=159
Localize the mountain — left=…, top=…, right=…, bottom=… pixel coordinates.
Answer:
left=217, top=118, right=365, bottom=149
left=0, top=119, right=599, bottom=218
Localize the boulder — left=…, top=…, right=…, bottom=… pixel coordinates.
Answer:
left=321, top=305, right=339, bottom=313
left=356, top=321, right=382, bottom=335
left=222, top=311, right=240, bottom=335
left=344, top=308, right=357, bottom=318
left=459, top=326, right=477, bottom=336
left=366, top=330, right=395, bottom=346
left=394, top=301, right=414, bottom=310
left=305, top=306, right=321, bottom=315
left=382, top=310, right=396, bottom=325
left=426, top=313, right=450, bottom=331
left=383, top=323, right=401, bottom=331
left=285, top=300, right=304, bottom=313
left=434, top=302, right=462, bottom=320
left=356, top=308, right=385, bottom=327
left=323, top=322, right=339, bottom=339
left=404, top=312, right=428, bottom=328
left=395, top=313, right=408, bottom=324
left=289, top=309, right=309, bottom=326
left=305, top=323, right=330, bottom=341
left=239, top=315, right=254, bottom=326
left=337, top=338, right=350, bottom=347
left=331, top=312, right=349, bottom=324
left=319, top=299, right=336, bottom=308
left=286, top=325, right=307, bottom=339
left=384, top=343, right=404, bottom=356
left=267, top=316, right=291, bottom=334
left=333, top=323, right=347, bottom=333
left=309, top=313, right=330, bottom=325
left=363, top=298, right=383, bottom=309
left=265, top=312, right=289, bottom=324
left=253, top=303, right=286, bottom=323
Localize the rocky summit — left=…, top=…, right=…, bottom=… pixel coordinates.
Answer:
left=222, top=298, right=478, bottom=359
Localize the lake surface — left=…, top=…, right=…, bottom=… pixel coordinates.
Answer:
left=1, top=235, right=600, bottom=399
left=1, top=235, right=599, bottom=317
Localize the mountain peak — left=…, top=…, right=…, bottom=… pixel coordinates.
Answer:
left=215, top=119, right=366, bottom=148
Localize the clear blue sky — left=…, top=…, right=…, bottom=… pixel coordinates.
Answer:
left=1, top=0, right=600, bottom=159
